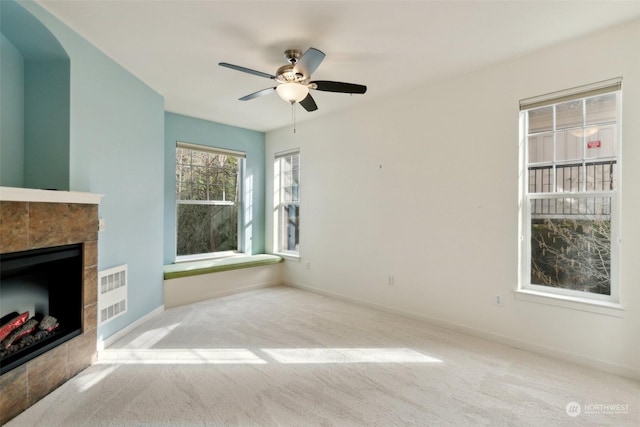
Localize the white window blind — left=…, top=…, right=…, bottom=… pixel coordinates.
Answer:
left=177, top=141, right=246, bottom=158
left=519, top=77, right=622, bottom=111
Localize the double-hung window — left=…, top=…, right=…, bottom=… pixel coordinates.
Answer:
left=175, top=142, right=245, bottom=259
left=519, top=79, right=621, bottom=302
left=274, top=150, right=300, bottom=255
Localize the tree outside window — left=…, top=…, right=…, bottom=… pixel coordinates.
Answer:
left=176, top=144, right=244, bottom=258
left=520, top=82, right=620, bottom=300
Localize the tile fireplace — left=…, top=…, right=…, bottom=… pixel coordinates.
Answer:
left=0, top=187, right=102, bottom=424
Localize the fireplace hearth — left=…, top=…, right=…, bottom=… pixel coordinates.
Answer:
left=0, top=187, right=102, bottom=424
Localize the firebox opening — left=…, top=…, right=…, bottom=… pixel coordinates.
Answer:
left=0, top=243, right=83, bottom=375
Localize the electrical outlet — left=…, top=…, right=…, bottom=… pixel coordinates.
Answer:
left=98, top=218, right=106, bottom=231
left=305, top=260, right=311, bottom=270
left=387, top=275, right=394, bottom=286
left=495, top=295, right=502, bottom=306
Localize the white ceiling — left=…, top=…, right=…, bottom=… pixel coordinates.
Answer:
left=37, top=0, right=640, bottom=133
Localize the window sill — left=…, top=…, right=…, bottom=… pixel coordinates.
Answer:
left=164, top=254, right=283, bottom=280
left=175, top=251, right=241, bottom=263
left=274, top=252, right=300, bottom=262
left=514, top=289, right=624, bottom=318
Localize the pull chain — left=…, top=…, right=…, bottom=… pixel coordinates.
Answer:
left=291, top=102, right=297, bottom=133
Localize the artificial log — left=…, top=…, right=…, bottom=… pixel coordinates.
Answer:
left=0, top=318, right=38, bottom=349
left=0, top=312, right=29, bottom=341
left=39, top=316, right=59, bottom=333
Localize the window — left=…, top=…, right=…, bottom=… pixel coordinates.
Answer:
left=175, top=142, right=245, bottom=259
left=274, top=151, right=300, bottom=255
left=519, top=79, right=621, bottom=302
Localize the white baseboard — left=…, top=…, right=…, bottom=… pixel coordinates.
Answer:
left=284, top=281, right=640, bottom=381
left=97, top=304, right=165, bottom=351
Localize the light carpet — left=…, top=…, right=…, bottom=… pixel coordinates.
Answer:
left=7, top=286, right=639, bottom=426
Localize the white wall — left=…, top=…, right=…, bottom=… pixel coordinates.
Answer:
left=265, top=19, right=640, bottom=378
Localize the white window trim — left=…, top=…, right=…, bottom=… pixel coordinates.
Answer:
left=274, top=149, right=301, bottom=257
left=513, top=289, right=624, bottom=318
left=276, top=252, right=301, bottom=262
left=521, top=192, right=621, bottom=304
left=175, top=142, right=247, bottom=262
left=518, top=81, right=622, bottom=313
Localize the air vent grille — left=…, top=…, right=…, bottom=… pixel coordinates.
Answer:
left=98, top=265, right=128, bottom=325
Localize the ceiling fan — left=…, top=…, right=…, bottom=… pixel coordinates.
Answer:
left=219, top=47, right=367, bottom=112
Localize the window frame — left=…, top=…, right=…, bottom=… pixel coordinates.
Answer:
left=518, top=79, right=622, bottom=306
left=175, top=141, right=246, bottom=262
left=274, top=149, right=301, bottom=258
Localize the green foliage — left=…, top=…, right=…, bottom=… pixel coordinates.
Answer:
left=176, top=148, right=240, bottom=256
left=177, top=204, right=238, bottom=256
left=176, top=149, right=239, bottom=202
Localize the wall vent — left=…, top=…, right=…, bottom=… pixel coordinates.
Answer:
left=98, top=264, right=128, bottom=325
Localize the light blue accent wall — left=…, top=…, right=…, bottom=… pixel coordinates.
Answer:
left=1, top=0, right=70, bottom=190
left=0, top=34, right=24, bottom=187
left=0, top=0, right=69, bottom=60
left=164, top=112, right=265, bottom=263
left=23, top=59, right=70, bottom=190
left=13, top=1, right=165, bottom=341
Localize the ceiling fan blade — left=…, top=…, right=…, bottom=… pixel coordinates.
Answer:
left=219, top=62, right=275, bottom=79
left=311, top=80, right=367, bottom=94
left=294, top=48, right=325, bottom=78
left=239, top=87, right=276, bottom=101
left=299, top=93, right=318, bottom=112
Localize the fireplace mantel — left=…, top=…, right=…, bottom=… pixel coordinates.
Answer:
left=0, top=187, right=103, bottom=204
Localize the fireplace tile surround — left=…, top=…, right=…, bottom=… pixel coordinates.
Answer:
left=0, top=187, right=102, bottom=424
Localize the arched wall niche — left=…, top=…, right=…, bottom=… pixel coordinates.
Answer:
left=1, top=0, right=70, bottom=190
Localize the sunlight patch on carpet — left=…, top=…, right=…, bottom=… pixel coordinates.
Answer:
left=97, top=348, right=267, bottom=364
left=95, top=347, right=442, bottom=365
left=262, top=348, right=443, bottom=364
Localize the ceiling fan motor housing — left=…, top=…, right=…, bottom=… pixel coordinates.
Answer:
left=276, top=64, right=306, bottom=84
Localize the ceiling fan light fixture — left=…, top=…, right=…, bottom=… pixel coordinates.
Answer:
left=276, top=83, right=309, bottom=104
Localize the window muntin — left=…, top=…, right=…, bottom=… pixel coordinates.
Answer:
left=176, top=143, right=245, bottom=259
left=275, top=151, right=300, bottom=255
left=520, top=84, right=620, bottom=301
